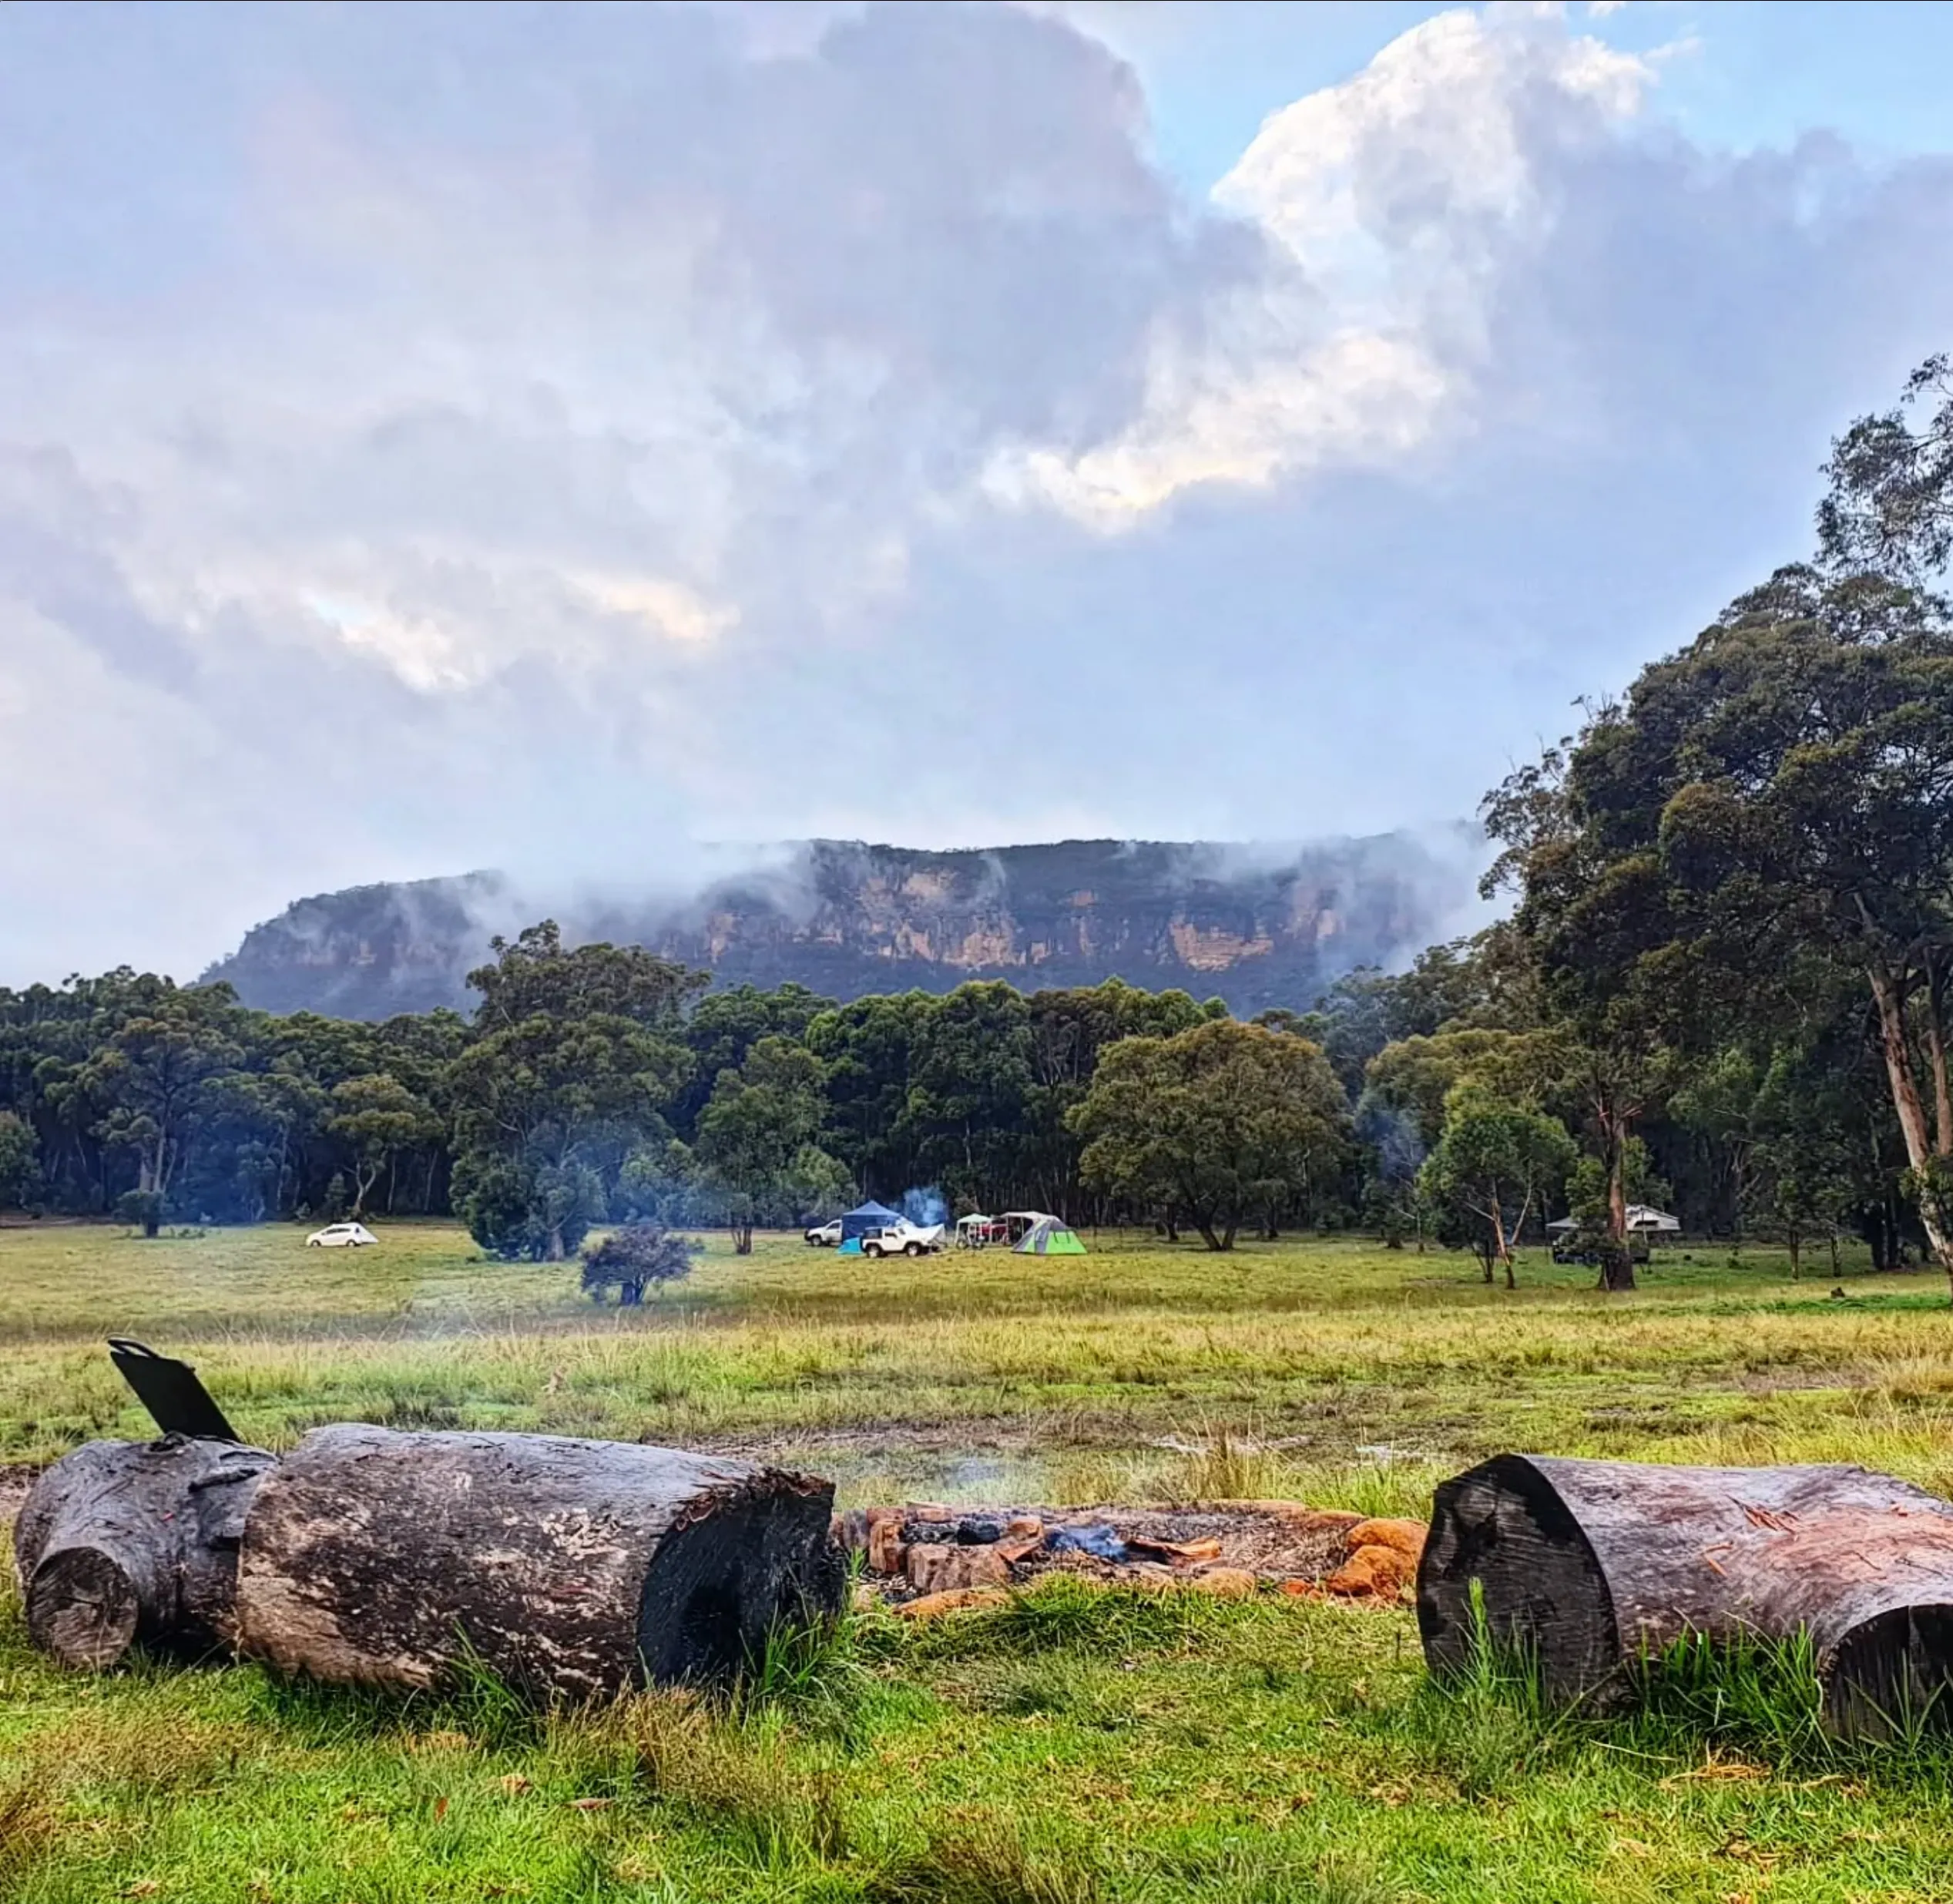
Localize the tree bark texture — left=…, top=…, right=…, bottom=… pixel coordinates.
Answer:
left=234, top=1425, right=841, bottom=1701
left=14, top=1436, right=277, bottom=1669
left=1927, top=958, right=1953, bottom=1158
left=1867, top=962, right=1953, bottom=1281
left=1418, top=1453, right=1953, bottom=1738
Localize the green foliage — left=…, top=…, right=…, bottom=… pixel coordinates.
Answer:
left=1819, top=351, right=1953, bottom=584
left=114, top=1187, right=165, bottom=1237
left=1565, top=1137, right=1666, bottom=1226
left=1418, top=1082, right=1577, bottom=1284
left=580, top=1222, right=702, bottom=1305
left=327, top=1071, right=441, bottom=1216
left=1364, top=1027, right=1562, bottom=1150
left=1468, top=360, right=1953, bottom=1284
left=696, top=1036, right=838, bottom=1253
left=456, top=1153, right=607, bottom=1262
left=0, top=1110, right=38, bottom=1210
left=1070, top=1018, right=1351, bottom=1249
left=445, top=923, right=694, bottom=1260
left=674, top=981, right=837, bottom=1138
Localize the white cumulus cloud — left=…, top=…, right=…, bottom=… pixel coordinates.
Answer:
left=988, top=6, right=1659, bottom=529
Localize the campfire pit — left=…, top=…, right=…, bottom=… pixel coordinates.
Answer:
left=834, top=1501, right=1428, bottom=1610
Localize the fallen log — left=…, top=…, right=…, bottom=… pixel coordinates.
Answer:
left=14, top=1436, right=277, bottom=1669
left=1418, top=1453, right=1953, bottom=1737
left=233, top=1425, right=841, bottom=1701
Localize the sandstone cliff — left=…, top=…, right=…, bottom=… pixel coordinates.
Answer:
left=201, top=834, right=1473, bottom=1020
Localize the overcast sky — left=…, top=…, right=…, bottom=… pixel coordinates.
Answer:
left=4, top=0, right=1952, bottom=983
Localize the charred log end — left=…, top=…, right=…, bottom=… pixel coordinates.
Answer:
left=1417, top=1454, right=1620, bottom=1705
left=15, top=1437, right=279, bottom=1671
left=1825, top=1603, right=1953, bottom=1741
left=637, top=1474, right=841, bottom=1687
left=27, top=1547, right=140, bottom=1670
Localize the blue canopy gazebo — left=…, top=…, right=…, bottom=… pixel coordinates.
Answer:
left=837, top=1201, right=903, bottom=1256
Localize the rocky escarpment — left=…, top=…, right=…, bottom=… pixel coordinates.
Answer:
left=201, top=834, right=1475, bottom=1020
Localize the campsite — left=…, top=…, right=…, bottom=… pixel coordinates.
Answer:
left=8, top=9, right=1953, bottom=1900
left=8, top=1218, right=1953, bottom=1901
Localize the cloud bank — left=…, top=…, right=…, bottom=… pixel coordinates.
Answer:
left=2, top=1, right=1950, bottom=981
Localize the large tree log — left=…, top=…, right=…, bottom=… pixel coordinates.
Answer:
left=1418, top=1453, right=1953, bottom=1737
left=234, top=1425, right=841, bottom=1701
left=14, top=1436, right=277, bottom=1669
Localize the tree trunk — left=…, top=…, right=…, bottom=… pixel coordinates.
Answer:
left=14, top=1436, right=277, bottom=1670
left=1595, top=1237, right=1636, bottom=1292
left=1928, top=957, right=1953, bottom=1157
left=234, top=1426, right=841, bottom=1701
left=1606, top=1126, right=1629, bottom=1241
left=1788, top=1225, right=1802, bottom=1280
left=1867, top=962, right=1953, bottom=1287
left=1418, top=1453, right=1953, bottom=1738
left=1505, top=1189, right=1534, bottom=1291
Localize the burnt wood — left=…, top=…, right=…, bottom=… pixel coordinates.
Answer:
left=14, top=1436, right=277, bottom=1669
left=233, top=1425, right=842, bottom=1701
left=1418, top=1453, right=1953, bottom=1737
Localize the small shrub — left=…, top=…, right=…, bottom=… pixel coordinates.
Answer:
left=581, top=1224, right=702, bottom=1306
left=116, top=1189, right=164, bottom=1238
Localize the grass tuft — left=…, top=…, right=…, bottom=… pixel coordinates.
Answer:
left=0, top=1780, right=59, bottom=1885
left=867, top=1813, right=1105, bottom=1904
left=620, top=1693, right=853, bottom=1865
left=905, top=1574, right=1234, bottom=1664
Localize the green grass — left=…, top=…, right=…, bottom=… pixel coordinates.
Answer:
left=5, top=1220, right=1953, bottom=1899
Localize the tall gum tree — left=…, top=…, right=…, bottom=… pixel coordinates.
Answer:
left=1488, top=566, right=1953, bottom=1291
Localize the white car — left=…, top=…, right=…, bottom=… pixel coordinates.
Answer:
left=804, top=1219, right=843, bottom=1247
left=307, top=1221, right=378, bottom=1248
left=860, top=1220, right=945, bottom=1259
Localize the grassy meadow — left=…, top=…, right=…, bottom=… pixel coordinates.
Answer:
left=5, top=1220, right=1953, bottom=1900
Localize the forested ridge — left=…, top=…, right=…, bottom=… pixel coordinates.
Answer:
left=7, top=361, right=1953, bottom=1287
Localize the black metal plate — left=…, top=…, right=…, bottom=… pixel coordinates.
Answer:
left=107, top=1338, right=239, bottom=1442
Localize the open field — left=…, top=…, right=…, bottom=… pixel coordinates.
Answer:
left=6, top=1221, right=1953, bottom=1900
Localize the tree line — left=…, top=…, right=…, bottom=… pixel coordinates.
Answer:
left=5, top=360, right=1951, bottom=1286
left=0, top=926, right=1351, bottom=1258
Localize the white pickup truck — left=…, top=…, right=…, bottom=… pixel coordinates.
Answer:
left=859, top=1220, right=945, bottom=1259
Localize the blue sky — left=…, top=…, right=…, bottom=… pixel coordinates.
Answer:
left=2, top=0, right=1951, bottom=980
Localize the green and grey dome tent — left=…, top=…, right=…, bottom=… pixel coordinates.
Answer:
left=1012, top=1216, right=1086, bottom=1256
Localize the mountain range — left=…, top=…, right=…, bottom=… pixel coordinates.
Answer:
left=201, top=834, right=1478, bottom=1021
